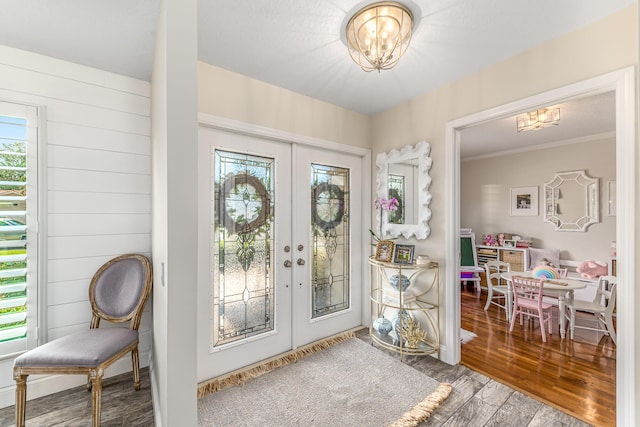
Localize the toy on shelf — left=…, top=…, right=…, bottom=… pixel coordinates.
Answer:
left=482, top=234, right=498, bottom=246
left=577, top=260, right=608, bottom=279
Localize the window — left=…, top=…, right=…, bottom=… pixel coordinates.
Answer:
left=0, top=101, right=38, bottom=356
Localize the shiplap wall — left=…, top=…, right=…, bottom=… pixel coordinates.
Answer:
left=0, top=45, right=151, bottom=408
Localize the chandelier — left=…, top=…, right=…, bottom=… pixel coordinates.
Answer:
left=516, top=108, right=560, bottom=132
left=346, top=2, right=414, bottom=72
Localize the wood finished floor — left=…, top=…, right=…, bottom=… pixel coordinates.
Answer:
left=460, top=287, right=615, bottom=427
left=0, top=296, right=610, bottom=427
left=0, top=368, right=154, bottom=427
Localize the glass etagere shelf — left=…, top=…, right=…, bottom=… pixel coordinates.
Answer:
left=368, top=256, right=440, bottom=359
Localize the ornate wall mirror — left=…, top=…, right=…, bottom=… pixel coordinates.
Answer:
left=376, top=141, right=433, bottom=239
left=543, top=170, right=599, bottom=232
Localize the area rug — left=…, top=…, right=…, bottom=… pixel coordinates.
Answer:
left=198, top=338, right=451, bottom=427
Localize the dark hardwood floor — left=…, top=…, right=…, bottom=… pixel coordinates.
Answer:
left=460, top=286, right=616, bottom=427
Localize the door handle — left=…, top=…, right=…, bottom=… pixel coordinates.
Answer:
left=297, top=258, right=305, bottom=266
left=284, top=260, right=292, bottom=268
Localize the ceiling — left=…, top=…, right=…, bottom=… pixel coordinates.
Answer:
left=460, top=91, right=616, bottom=160
left=0, top=0, right=631, bottom=154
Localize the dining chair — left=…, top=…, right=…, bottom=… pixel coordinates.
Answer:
left=13, top=253, right=152, bottom=427
left=483, top=260, right=512, bottom=320
left=565, top=275, right=617, bottom=344
left=509, top=275, right=554, bottom=343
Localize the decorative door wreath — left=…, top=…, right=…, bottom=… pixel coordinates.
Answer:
left=219, top=173, right=270, bottom=235
left=312, top=182, right=345, bottom=231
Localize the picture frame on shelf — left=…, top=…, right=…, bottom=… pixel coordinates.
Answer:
left=503, top=239, right=516, bottom=248
left=393, top=244, right=415, bottom=264
left=375, top=240, right=395, bottom=262
left=510, top=186, right=538, bottom=216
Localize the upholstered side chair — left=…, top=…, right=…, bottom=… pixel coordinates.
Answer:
left=13, top=253, right=152, bottom=427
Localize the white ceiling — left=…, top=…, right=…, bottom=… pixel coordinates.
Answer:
left=460, top=91, right=617, bottom=160
left=0, top=0, right=630, bottom=154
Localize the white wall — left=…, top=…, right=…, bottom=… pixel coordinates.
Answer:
left=371, top=4, right=637, bottom=424
left=0, top=45, right=152, bottom=407
left=371, top=3, right=636, bottom=350
left=198, top=62, right=371, bottom=149
left=461, top=137, right=616, bottom=262
left=150, top=0, right=198, bottom=425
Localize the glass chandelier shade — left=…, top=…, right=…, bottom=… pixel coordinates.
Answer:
left=516, top=108, right=560, bottom=132
left=346, top=2, right=413, bottom=72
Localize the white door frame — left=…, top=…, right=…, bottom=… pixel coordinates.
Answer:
left=196, top=112, right=372, bottom=350
left=444, top=67, right=636, bottom=425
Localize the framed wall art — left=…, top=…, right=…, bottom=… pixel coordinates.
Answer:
left=510, top=186, right=538, bottom=216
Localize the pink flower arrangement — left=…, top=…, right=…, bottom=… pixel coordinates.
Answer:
left=375, top=197, right=399, bottom=212
left=371, top=197, right=399, bottom=243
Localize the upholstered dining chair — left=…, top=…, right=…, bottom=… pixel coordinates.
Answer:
left=566, top=275, right=617, bottom=344
left=13, top=253, right=152, bottom=427
left=509, top=275, right=554, bottom=343
left=483, top=260, right=512, bottom=320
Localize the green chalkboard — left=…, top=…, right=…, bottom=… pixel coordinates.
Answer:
left=460, top=236, right=476, bottom=267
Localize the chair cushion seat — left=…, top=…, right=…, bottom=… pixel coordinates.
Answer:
left=14, top=328, right=138, bottom=368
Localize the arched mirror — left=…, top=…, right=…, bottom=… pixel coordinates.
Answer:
left=376, top=141, right=433, bottom=239
left=543, top=170, right=599, bottom=232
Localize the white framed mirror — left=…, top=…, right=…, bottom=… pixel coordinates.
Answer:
left=376, top=141, right=433, bottom=239
left=543, top=170, right=599, bottom=232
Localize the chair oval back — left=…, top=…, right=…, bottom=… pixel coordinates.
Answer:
left=89, top=254, right=152, bottom=329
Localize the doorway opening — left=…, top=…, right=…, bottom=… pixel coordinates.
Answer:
left=443, top=67, right=636, bottom=424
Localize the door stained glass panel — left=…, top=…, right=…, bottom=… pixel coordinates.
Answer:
left=213, top=150, right=274, bottom=347
left=311, top=164, right=350, bottom=318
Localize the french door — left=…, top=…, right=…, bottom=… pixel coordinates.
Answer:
left=197, top=126, right=363, bottom=381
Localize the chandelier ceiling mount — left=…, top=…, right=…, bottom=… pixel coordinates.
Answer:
left=345, top=2, right=414, bottom=72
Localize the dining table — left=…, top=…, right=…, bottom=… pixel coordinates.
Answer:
left=501, top=271, right=587, bottom=339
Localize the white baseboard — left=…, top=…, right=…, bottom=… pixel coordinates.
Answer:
left=0, top=350, right=150, bottom=409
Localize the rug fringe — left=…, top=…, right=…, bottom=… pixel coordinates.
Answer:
left=197, top=330, right=356, bottom=398
left=388, top=382, right=453, bottom=427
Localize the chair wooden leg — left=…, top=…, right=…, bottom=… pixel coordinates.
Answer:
left=604, top=313, right=617, bottom=344
left=538, top=309, right=547, bottom=343
left=132, top=348, right=141, bottom=390
left=14, top=373, right=27, bottom=427
left=484, top=288, right=493, bottom=311
left=90, top=369, right=104, bottom=427
left=509, top=309, right=517, bottom=332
